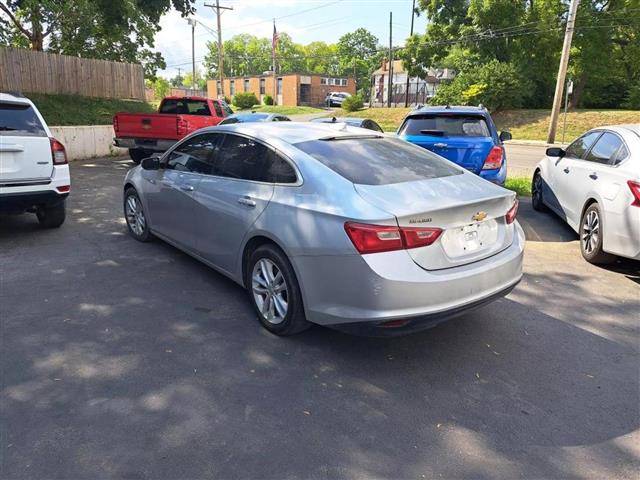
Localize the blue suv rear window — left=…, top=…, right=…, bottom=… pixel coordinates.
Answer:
left=399, top=114, right=490, bottom=137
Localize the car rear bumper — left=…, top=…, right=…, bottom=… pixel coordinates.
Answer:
left=0, top=189, right=68, bottom=212
left=292, top=221, right=525, bottom=329
left=113, top=137, right=176, bottom=152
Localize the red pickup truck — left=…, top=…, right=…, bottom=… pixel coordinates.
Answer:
left=113, top=96, right=233, bottom=163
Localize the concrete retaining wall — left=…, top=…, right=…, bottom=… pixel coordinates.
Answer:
left=49, top=125, right=127, bottom=161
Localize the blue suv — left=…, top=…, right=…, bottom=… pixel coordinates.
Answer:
left=397, top=106, right=512, bottom=185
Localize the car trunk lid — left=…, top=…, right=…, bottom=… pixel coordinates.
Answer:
left=354, top=173, right=516, bottom=270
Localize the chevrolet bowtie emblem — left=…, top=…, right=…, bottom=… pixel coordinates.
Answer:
left=472, top=211, right=488, bottom=222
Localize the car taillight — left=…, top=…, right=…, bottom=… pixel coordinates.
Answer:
left=344, top=222, right=442, bottom=254
left=50, top=138, right=67, bottom=165
left=506, top=199, right=519, bottom=224
left=56, top=185, right=70, bottom=193
left=113, top=116, right=119, bottom=134
left=483, top=146, right=504, bottom=170
left=177, top=117, right=189, bottom=136
left=628, top=180, right=640, bottom=207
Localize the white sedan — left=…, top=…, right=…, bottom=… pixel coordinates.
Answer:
left=532, top=124, right=640, bottom=263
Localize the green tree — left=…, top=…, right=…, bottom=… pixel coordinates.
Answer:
left=169, top=73, right=184, bottom=87
left=337, top=28, right=381, bottom=98
left=182, top=69, right=207, bottom=90
left=303, top=41, right=339, bottom=75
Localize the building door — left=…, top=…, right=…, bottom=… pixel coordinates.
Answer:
left=299, top=84, right=310, bottom=104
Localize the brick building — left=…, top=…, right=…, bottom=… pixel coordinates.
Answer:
left=207, top=74, right=356, bottom=107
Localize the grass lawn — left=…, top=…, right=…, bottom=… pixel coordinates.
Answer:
left=28, top=93, right=156, bottom=126
left=328, top=107, right=639, bottom=141
left=247, top=105, right=326, bottom=116
left=505, top=177, right=532, bottom=197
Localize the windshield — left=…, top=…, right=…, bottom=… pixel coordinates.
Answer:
left=295, top=137, right=461, bottom=185
left=0, top=102, right=46, bottom=137
left=399, top=114, right=491, bottom=137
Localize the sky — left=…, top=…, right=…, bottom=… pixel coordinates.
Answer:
left=154, top=0, right=427, bottom=78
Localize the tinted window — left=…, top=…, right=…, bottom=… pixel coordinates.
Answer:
left=296, top=137, right=461, bottom=185
left=613, top=143, right=629, bottom=165
left=160, top=99, right=210, bottom=116
left=585, top=132, right=623, bottom=165
left=398, top=114, right=490, bottom=137
left=213, top=101, right=223, bottom=117
left=166, top=133, right=220, bottom=174
left=215, top=134, right=292, bottom=183
left=565, top=131, right=601, bottom=159
left=368, top=121, right=384, bottom=132
left=0, top=102, right=46, bottom=137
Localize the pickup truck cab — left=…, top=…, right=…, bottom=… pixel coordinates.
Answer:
left=113, top=96, right=232, bottom=163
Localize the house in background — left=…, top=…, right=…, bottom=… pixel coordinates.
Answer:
left=371, top=60, right=455, bottom=106
left=207, top=74, right=356, bottom=106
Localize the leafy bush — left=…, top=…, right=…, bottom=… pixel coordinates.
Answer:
left=145, top=77, right=171, bottom=100
left=341, top=94, right=364, bottom=112
left=263, top=95, right=274, bottom=106
left=232, top=92, right=259, bottom=109
left=622, top=82, right=640, bottom=109
left=431, top=61, right=530, bottom=112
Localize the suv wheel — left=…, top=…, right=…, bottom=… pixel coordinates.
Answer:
left=246, top=244, right=310, bottom=336
left=124, top=188, right=152, bottom=242
left=580, top=203, right=614, bottom=264
left=36, top=201, right=66, bottom=228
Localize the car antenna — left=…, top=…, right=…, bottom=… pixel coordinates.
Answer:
left=331, top=116, right=337, bottom=122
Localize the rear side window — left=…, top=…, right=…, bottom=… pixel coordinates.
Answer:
left=295, top=137, right=461, bottom=185
left=0, top=102, right=46, bottom=137
left=398, top=114, right=490, bottom=137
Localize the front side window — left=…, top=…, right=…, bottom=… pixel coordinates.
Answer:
left=295, top=137, right=461, bottom=185
left=166, top=133, right=220, bottom=174
left=0, top=102, right=46, bottom=137
left=585, top=132, right=623, bottom=165
left=565, top=131, right=601, bottom=159
left=398, top=114, right=490, bottom=137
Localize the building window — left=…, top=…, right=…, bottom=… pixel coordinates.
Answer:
left=217, top=81, right=221, bottom=93
left=341, top=79, right=348, bottom=86
left=230, top=80, right=235, bottom=95
left=244, top=79, right=250, bottom=91
left=320, top=77, right=328, bottom=85
left=260, top=78, right=265, bottom=94
left=277, top=78, right=283, bottom=95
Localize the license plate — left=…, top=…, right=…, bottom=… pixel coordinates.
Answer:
left=462, top=224, right=481, bottom=252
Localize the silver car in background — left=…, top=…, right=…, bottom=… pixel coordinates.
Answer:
left=532, top=125, right=640, bottom=263
left=123, top=123, right=524, bottom=336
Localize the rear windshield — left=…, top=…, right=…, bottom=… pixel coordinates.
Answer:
left=160, top=99, right=211, bottom=116
left=0, top=102, right=46, bottom=137
left=398, top=114, right=490, bottom=137
left=295, top=137, right=462, bottom=185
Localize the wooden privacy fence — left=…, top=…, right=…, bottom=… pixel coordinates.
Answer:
left=0, top=47, right=145, bottom=100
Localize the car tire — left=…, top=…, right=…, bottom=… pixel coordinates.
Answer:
left=124, top=187, right=152, bottom=242
left=580, top=203, right=615, bottom=264
left=531, top=171, right=548, bottom=212
left=246, top=244, right=310, bottom=336
left=36, top=201, right=66, bottom=228
left=128, top=148, right=148, bottom=165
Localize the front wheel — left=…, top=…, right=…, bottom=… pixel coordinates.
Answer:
left=246, top=244, right=310, bottom=336
left=580, top=203, right=614, bottom=264
left=531, top=171, right=548, bottom=212
left=124, top=188, right=152, bottom=242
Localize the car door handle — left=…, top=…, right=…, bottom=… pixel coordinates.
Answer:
left=589, top=173, right=598, bottom=180
left=179, top=184, right=194, bottom=192
left=563, top=168, right=570, bottom=174
left=434, top=143, right=448, bottom=148
left=237, top=196, right=256, bottom=207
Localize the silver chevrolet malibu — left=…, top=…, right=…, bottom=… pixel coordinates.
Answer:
left=123, top=122, right=524, bottom=336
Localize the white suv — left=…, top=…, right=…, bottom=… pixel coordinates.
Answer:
left=0, top=92, right=70, bottom=228
left=324, top=92, right=352, bottom=107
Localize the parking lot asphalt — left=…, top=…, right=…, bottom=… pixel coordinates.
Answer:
left=1, top=156, right=639, bottom=480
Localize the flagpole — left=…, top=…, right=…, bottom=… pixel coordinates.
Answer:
left=272, top=19, right=277, bottom=105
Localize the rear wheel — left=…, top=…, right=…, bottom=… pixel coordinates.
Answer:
left=128, top=148, right=149, bottom=164
left=36, top=201, right=66, bottom=228
left=246, top=244, right=310, bottom=336
left=531, top=171, right=548, bottom=212
left=124, top=187, right=152, bottom=242
left=580, top=203, right=614, bottom=264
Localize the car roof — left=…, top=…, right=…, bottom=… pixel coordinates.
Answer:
left=162, top=96, right=209, bottom=101
left=406, top=105, right=489, bottom=116
left=0, top=91, right=31, bottom=105
left=226, top=112, right=272, bottom=120
left=312, top=117, right=366, bottom=125
left=204, top=121, right=384, bottom=145
left=601, top=124, right=640, bottom=137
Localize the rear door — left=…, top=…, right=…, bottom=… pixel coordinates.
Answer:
left=398, top=114, right=494, bottom=173
left=195, top=133, right=277, bottom=273
left=0, top=99, right=53, bottom=183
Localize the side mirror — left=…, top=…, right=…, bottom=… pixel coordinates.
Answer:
left=141, top=156, right=160, bottom=170
left=499, top=131, right=512, bottom=142
left=546, top=147, right=565, bottom=158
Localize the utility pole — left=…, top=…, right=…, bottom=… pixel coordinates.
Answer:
left=547, top=0, right=580, bottom=144
left=187, top=18, right=197, bottom=90
left=205, top=1, right=233, bottom=98
left=404, top=0, right=416, bottom=108
left=387, top=11, right=393, bottom=108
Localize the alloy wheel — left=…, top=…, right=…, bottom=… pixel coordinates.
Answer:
left=533, top=175, right=542, bottom=202
left=125, top=194, right=146, bottom=236
left=582, top=210, right=599, bottom=254
left=252, top=258, right=288, bottom=324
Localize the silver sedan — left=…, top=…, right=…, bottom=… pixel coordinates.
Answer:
left=123, top=123, right=524, bottom=336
